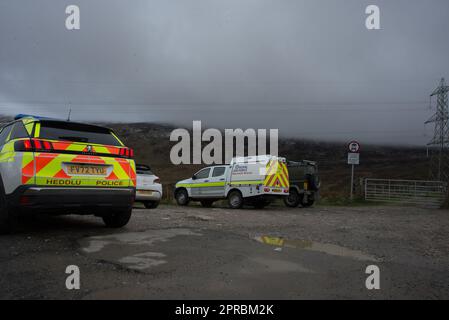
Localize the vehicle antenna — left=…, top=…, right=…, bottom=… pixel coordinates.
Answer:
left=67, top=105, right=72, bottom=121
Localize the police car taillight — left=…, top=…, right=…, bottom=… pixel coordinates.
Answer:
left=15, top=139, right=54, bottom=152
left=119, top=147, right=134, bottom=158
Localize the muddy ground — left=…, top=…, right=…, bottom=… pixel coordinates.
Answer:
left=0, top=203, right=448, bottom=299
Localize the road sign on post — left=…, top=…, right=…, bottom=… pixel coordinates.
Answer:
left=347, top=141, right=360, bottom=201
left=348, top=153, right=360, bottom=165
left=348, top=141, right=360, bottom=153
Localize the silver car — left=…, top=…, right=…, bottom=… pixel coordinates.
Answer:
left=135, top=164, right=162, bottom=209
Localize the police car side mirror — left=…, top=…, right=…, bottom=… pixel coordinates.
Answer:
left=192, top=174, right=197, bottom=180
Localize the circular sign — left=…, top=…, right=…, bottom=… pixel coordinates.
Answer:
left=348, top=141, right=360, bottom=153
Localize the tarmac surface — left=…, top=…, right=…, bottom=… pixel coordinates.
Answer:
left=1, top=203, right=448, bottom=299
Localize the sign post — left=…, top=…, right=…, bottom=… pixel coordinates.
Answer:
left=347, top=141, right=361, bottom=201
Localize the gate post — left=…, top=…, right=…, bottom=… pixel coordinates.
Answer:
left=364, top=179, right=368, bottom=200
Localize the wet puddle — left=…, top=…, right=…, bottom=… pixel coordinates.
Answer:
left=118, top=252, right=167, bottom=270
left=79, top=228, right=202, bottom=271
left=254, top=236, right=377, bottom=261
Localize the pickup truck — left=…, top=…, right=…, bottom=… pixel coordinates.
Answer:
left=174, top=155, right=289, bottom=209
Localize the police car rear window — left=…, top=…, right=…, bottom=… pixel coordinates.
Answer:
left=0, top=125, right=13, bottom=146
left=38, top=121, right=122, bottom=146
left=10, top=122, right=29, bottom=140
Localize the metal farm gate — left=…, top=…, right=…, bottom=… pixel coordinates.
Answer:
left=364, top=179, right=448, bottom=208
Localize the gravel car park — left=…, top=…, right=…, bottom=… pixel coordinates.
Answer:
left=1, top=203, right=448, bottom=299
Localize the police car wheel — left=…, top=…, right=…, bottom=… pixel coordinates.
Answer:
left=228, top=191, right=243, bottom=209
left=143, top=201, right=159, bottom=209
left=175, top=189, right=190, bottom=206
left=284, top=189, right=301, bottom=207
left=102, top=207, right=132, bottom=228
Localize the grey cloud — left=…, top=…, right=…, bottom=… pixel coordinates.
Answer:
left=1, top=0, right=448, bottom=145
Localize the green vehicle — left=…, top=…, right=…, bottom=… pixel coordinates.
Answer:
left=284, top=160, right=320, bottom=208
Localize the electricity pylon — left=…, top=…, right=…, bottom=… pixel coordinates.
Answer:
left=426, top=78, right=449, bottom=182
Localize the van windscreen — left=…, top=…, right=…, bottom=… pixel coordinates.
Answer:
left=38, top=121, right=122, bottom=146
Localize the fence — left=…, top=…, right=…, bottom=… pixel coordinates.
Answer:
left=364, top=179, right=447, bottom=208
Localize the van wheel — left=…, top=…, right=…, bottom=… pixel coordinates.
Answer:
left=175, top=189, right=190, bottom=206
left=200, top=200, right=214, bottom=208
left=228, top=191, right=243, bottom=209
left=102, top=207, right=132, bottom=228
left=284, top=189, right=301, bottom=207
left=144, top=201, right=159, bottom=209
left=0, top=180, right=17, bottom=234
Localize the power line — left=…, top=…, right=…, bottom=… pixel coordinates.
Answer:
left=426, top=78, right=449, bottom=182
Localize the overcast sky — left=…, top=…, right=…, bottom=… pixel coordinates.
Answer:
left=1, top=0, right=448, bottom=145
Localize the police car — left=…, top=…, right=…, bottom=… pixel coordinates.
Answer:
left=174, top=155, right=289, bottom=209
left=0, top=115, right=136, bottom=232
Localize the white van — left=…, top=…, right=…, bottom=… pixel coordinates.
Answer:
left=174, top=155, right=289, bottom=209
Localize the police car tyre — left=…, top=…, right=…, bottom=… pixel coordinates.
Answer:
left=102, top=207, right=132, bottom=228
left=284, top=188, right=301, bottom=207
left=228, top=190, right=243, bottom=209
left=175, top=189, right=190, bottom=206
left=143, top=201, right=159, bottom=209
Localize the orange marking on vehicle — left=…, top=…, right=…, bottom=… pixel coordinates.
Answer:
left=89, top=156, right=106, bottom=164
left=35, top=153, right=59, bottom=173
left=118, top=159, right=130, bottom=176
left=52, top=141, right=71, bottom=151
left=265, top=173, right=276, bottom=186
left=70, top=155, right=91, bottom=163
left=54, top=169, right=71, bottom=179
left=22, top=160, right=34, bottom=182
left=107, top=171, right=119, bottom=180
left=280, top=174, right=288, bottom=187
left=273, top=177, right=281, bottom=186
left=281, top=165, right=289, bottom=179
left=106, top=146, right=119, bottom=155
